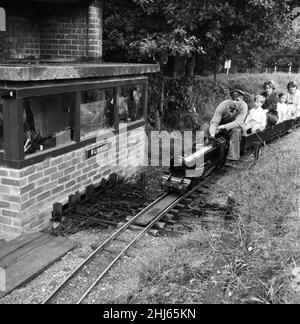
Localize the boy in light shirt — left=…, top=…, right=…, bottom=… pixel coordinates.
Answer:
left=277, top=93, right=288, bottom=123
left=243, top=95, right=267, bottom=134
left=286, top=81, right=300, bottom=119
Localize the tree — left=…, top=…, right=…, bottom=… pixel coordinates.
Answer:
left=102, top=0, right=298, bottom=128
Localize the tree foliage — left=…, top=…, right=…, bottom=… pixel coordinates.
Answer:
left=104, top=0, right=296, bottom=73
left=103, top=0, right=300, bottom=128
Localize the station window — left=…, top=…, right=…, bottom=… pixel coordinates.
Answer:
left=23, top=94, right=75, bottom=155
left=118, top=84, right=144, bottom=124
left=80, top=88, right=114, bottom=139
left=0, top=78, right=148, bottom=166
left=0, top=99, right=3, bottom=151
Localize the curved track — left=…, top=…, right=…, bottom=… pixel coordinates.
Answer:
left=42, top=175, right=211, bottom=304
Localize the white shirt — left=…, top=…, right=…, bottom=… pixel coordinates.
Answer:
left=277, top=102, right=288, bottom=123
left=245, top=107, right=267, bottom=131
left=286, top=89, right=300, bottom=118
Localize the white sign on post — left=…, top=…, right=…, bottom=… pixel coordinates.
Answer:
left=225, top=60, right=231, bottom=75
left=0, top=8, right=6, bottom=32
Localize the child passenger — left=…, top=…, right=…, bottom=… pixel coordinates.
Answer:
left=243, top=95, right=267, bottom=134
left=277, top=93, right=288, bottom=123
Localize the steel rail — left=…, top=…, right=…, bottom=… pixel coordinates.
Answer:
left=76, top=181, right=208, bottom=304
left=41, top=193, right=168, bottom=304
left=43, top=170, right=213, bottom=304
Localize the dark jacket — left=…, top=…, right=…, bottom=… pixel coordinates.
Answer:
left=260, top=92, right=278, bottom=118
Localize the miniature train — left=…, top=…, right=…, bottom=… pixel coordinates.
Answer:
left=162, top=117, right=300, bottom=193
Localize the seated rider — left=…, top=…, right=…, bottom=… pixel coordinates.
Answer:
left=277, top=93, right=288, bottom=123
left=286, top=80, right=300, bottom=119
left=243, top=95, right=267, bottom=134
left=260, top=80, right=278, bottom=126
left=201, top=89, right=248, bottom=167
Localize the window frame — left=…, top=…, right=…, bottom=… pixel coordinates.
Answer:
left=0, top=76, right=148, bottom=169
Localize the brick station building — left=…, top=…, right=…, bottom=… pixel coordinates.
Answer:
left=0, top=0, right=159, bottom=240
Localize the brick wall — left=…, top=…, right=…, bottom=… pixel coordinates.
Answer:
left=0, top=126, right=146, bottom=240
left=0, top=1, right=103, bottom=61
left=39, top=3, right=88, bottom=61
left=1, top=6, right=40, bottom=60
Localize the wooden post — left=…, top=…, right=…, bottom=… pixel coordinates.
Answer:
left=3, top=98, right=24, bottom=161
left=143, top=81, right=149, bottom=120
left=289, top=62, right=292, bottom=75
left=109, top=172, right=118, bottom=187
left=101, top=178, right=107, bottom=190
left=114, top=87, right=120, bottom=131
left=74, top=91, right=81, bottom=142
left=86, top=184, right=95, bottom=200
left=53, top=203, right=63, bottom=222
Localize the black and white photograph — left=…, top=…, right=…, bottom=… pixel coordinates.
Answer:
left=0, top=0, right=300, bottom=307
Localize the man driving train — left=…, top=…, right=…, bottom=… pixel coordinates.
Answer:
left=202, top=89, right=248, bottom=167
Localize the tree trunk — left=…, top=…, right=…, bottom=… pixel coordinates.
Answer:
left=185, top=54, right=196, bottom=78
left=213, top=57, right=218, bottom=84
left=157, top=80, right=164, bottom=131
left=174, top=55, right=187, bottom=79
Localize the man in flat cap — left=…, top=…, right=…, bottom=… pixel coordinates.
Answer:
left=206, top=89, right=248, bottom=167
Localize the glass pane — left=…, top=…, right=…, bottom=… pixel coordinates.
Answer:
left=80, top=89, right=114, bottom=139
left=119, top=84, right=144, bottom=124
left=0, top=99, right=3, bottom=151
left=23, top=93, right=74, bottom=155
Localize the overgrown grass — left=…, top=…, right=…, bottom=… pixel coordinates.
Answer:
left=192, top=73, right=300, bottom=124
left=205, top=73, right=300, bottom=94
left=149, top=72, right=300, bottom=130
left=122, top=72, right=300, bottom=304
left=114, top=130, right=300, bottom=304
left=219, top=133, right=300, bottom=304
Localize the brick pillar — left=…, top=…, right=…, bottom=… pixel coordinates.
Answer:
left=87, top=0, right=103, bottom=61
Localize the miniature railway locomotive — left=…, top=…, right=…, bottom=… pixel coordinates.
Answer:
left=162, top=116, right=300, bottom=193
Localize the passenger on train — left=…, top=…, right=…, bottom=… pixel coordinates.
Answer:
left=277, top=93, right=288, bottom=123
left=286, top=80, right=300, bottom=118
left=260, top=80, right=279, bottom=126
left=204, top=89, right=248, bottom=167
left=243, top=95, right=267, bottom=134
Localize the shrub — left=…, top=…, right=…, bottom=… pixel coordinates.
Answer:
left=148, top=73, right=300, bottom=130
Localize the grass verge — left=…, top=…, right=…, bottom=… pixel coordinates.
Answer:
left=111, top=130, right=300, bottom=304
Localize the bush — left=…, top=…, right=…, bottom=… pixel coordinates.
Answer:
left=147, top=73, right=300, bottom=131
left=192, top=80, right=229, bottom=123
left=197, top=73, right=300, bottom=95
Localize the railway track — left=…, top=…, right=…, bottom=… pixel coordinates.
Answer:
left=41, top=175, right=211, bottom=304
left=40, top=120, right=300, bottom=304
